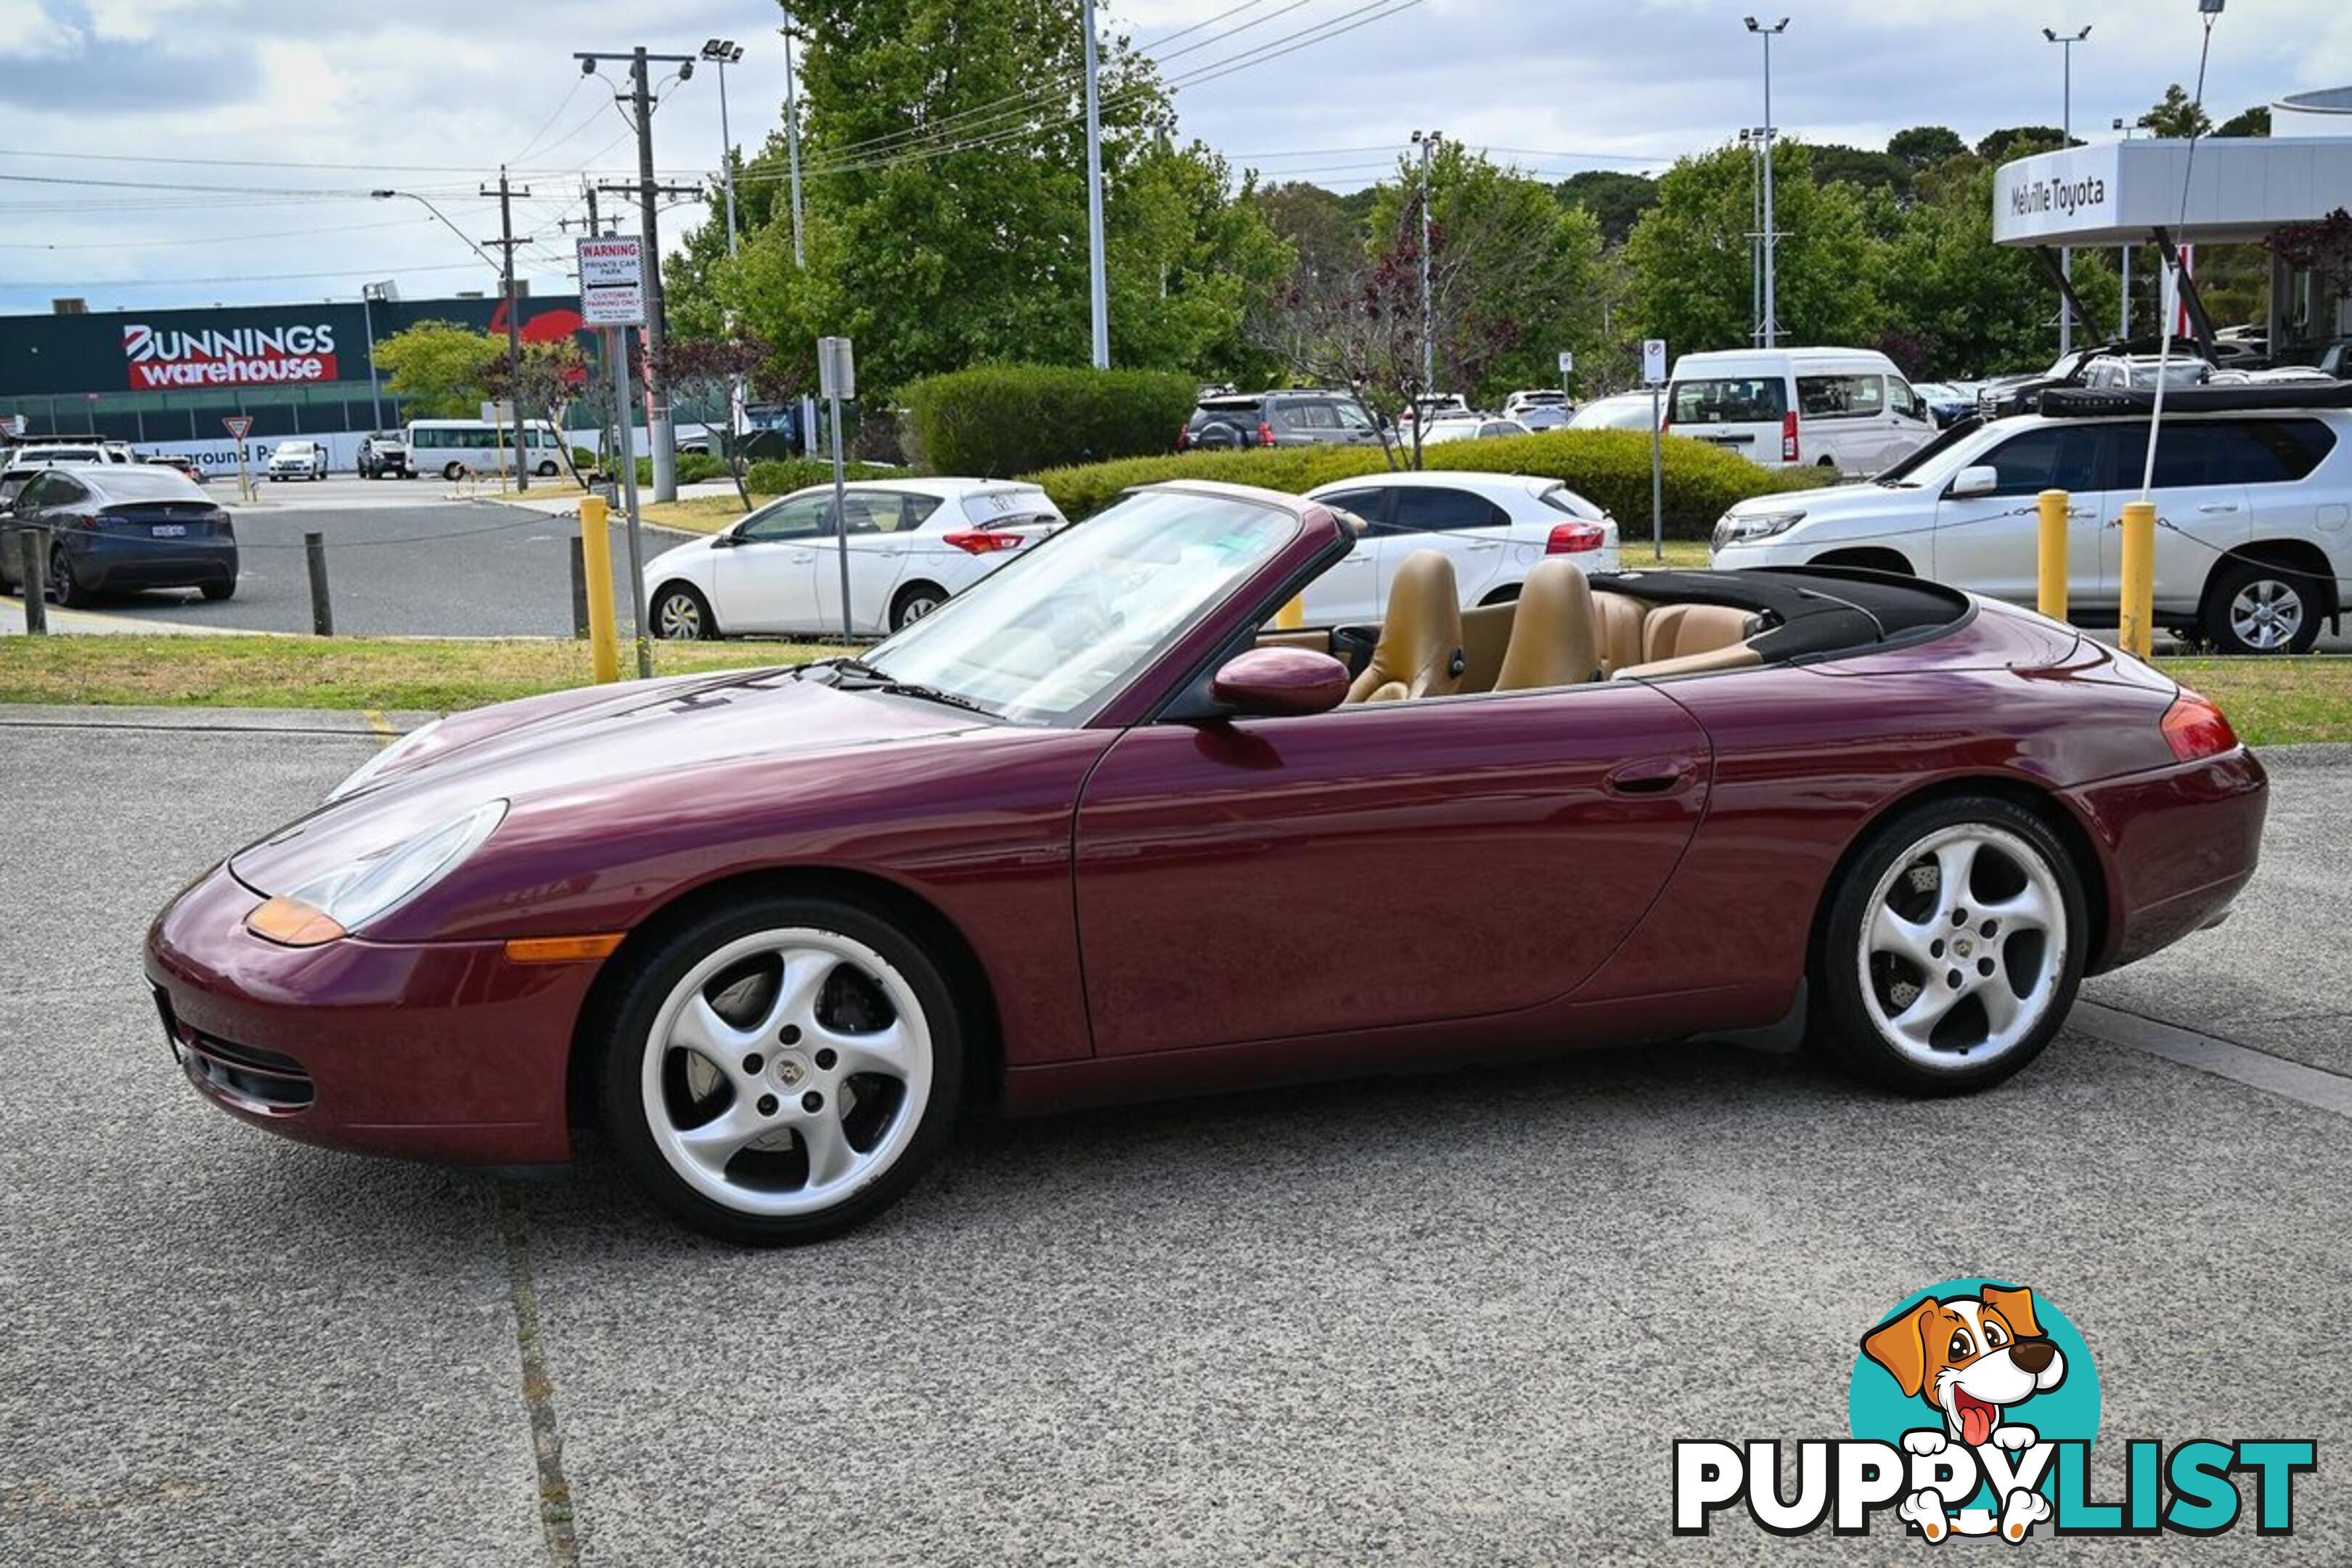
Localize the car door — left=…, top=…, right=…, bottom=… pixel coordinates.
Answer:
left=2098, top=421, right=2253, bottom=613
left=1379, top=485, right=1514, bottom=607
left=1883, top=378, right=1935, bottom=468
left=0, top=470, right=49, bottom=585
left=1071, top=683, right=1712, bottom=1055
left=1299, top=487, right=1386, bottom=624
left=1932, top=424, right=2104, bottom=606
left=716, top=492, right=832, bottom=632
left=812, top=490, right=920, bottom=635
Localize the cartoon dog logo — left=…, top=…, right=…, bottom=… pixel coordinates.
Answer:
left=1862, top=1283, right=2070, bottom=1541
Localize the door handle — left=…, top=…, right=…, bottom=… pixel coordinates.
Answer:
left=2197, top=503, right=2239, bottom=515
left=1604, top=756, right=1698, bottom=796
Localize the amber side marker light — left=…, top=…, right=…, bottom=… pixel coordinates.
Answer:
left=504, top=934, right=626, bottom=965
left=2163, top=686, right=2239, bottom=763
left=246, top=896, right=348, bottom=947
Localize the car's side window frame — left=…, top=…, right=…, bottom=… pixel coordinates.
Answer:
left=738, top=492, right=835, bottom=543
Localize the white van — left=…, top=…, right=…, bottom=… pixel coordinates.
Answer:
left=1664, top=347, right=1935, bottom=475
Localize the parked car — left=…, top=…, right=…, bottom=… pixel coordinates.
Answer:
left=0, top=463, right=235, bottom=606
left=1502, top=390, right=1573, bottom=420
left=144, top=454, right=208, bottom=483
left=1665, top=347, right=1935, bottom=474
left=1977, top=338, right=2218, bottom=419
left=1417, top=416, right=1530, bottom=446
left=1567, top=391, right=1664, bottom=432
left=1300, top=469, right=1620, bottom=621
left=1910, top=382, right=1977, bottom=428
left=1405, top=393, right=1474, bottom=422
left=147, top=478, right=2265, bottom=1243
left=356, top=432, right=412, bottom=479
left=266, top=441, right=327, bottom=482
left=642, top=478, right=1067, bottom=640
left=2081, top=355, right=2211, bottom=391
left=1180, top=390, right=1384, bottom=451
left=1, top=445, right=112, bottom=510
left=1711, top=387, right=2352, bottom=654
left=1517, top=404, right=1573, bottom=431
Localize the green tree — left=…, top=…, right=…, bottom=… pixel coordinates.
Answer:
left=1620, top=142, right=1882, bottom=356
left=1809, top=144, right=1911, bottom=198
left=1254, top=181, right=1362, bottom=287
left=2216, top=105, right=2271, bottom=138
left=2139, top=83, right=2214, bottom=139
left=371, top=321, right=504, bottom=417
left=1975, top=126, right=2066, bottom=160
left=1554, top=170, right=1659, bottom=245
left=1887, top=126, right=1967, bottom=170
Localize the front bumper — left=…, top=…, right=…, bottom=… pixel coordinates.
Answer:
left=2064, top=747, right=2269, bottom=973
left=144, top=862, right=595, bottom=1164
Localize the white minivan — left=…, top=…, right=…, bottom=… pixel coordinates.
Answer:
left=1665, top=347, right=1935, bottom=476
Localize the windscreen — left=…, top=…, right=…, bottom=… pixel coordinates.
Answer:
left=1668, top=377, right=1789, bottom=425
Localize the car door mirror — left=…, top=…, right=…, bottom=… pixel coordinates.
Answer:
left=1948, top=465, right=1999, bottom=499
left=1210, top=647, right=1351, bottom=717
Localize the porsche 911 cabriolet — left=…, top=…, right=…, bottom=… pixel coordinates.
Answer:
left=147, top=480, right=2266, bottom=1243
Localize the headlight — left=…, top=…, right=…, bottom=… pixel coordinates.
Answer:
left=329, top=717, right=444, bottom=801
left=1712, top=510, right=1808, bottom=550
left=247, top=800, right=507, bottom=946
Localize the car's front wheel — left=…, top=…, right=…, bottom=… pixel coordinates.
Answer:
left=2202, top=557, right=2322, bottom=655
left=1811, top=796, right=2084, bottom=1095
left=597, top=895, right=964, bottom=1244
left=46, top=547, right=86, bottom=608
left=650, top=582, right=718, bottom=640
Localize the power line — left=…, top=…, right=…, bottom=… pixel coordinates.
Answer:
left=0, top=205, right=498, bottom=251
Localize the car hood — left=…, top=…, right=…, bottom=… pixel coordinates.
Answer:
left=643, top=534, right=719, bottom=579
left=229, top=668, right=987, bottom=896
left=1724, top=479, right=1930, bottom=519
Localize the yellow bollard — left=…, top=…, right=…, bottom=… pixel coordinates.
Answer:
left=2118, top=499, right=2157, bottom=661
left=579, top=496, right=621, bottom=684
left=2036, top=489, right=2070, bottom=622
left=1274, top=595, right=1306, bottom=631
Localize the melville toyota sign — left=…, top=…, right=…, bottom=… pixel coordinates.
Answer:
left=121, top=321, right=340, bottom=389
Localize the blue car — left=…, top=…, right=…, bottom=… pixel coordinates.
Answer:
left=0, top=463, right=237, bottom=606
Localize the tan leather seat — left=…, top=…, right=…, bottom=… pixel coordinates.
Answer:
left=1493, top=560, right=1603, bottom=692
left=1591, top=591, right=1651, bottom=677
left=1346, top=549, right=1464, bottom=704
left=1641, top=603, right=1758, bottom=663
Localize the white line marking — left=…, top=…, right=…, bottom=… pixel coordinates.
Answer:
left=2071, top=1000, right=2352, bottom=1119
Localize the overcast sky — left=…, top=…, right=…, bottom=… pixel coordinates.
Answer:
left=0, top=0, right=2343, bottom=316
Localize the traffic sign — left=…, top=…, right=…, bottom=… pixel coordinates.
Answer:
left=1556, top=351, right=1576, bottom=375
left=1641, top=339, right=1668, bottom=385
left=577, top=236, right=647, bottom=327
left=222, top=416, right=253, bottom=438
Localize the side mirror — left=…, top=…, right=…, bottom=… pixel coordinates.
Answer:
left=1210, top=647, right=1350, bottom=718
left=1948, top=465, right=1999, bottom=499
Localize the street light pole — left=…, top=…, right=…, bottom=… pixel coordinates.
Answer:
left=1744, top=17, right=1788, bottom=348
left=701, top=39, right=746, bottom=257
left=359, top=282, right=391, bottom=434
left=2114, top=115, right=2133, bottom=337
left=1082, top=0, right=1109, bottom=368
left=1413, top=129, right=1440, bottom=394
left=783, top=12, right=813, bottom=456
left=2044, top=25, right=2092, bottom=354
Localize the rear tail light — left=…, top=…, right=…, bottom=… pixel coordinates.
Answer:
left=2162, top=686, right=2239, bottom=761
left=1545, top=522, right=1606, bottom=554
left=1258, top=420, right=1275, bottom=447
left=944, top=529, right=1022, bottom=555
left=1781, top=411, right=1800, bottom=462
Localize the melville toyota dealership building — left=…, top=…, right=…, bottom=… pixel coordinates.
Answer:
left=0, top=291, right=592, bottom=470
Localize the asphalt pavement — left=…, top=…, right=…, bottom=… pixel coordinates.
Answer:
left=3, top=711, right=2348, bottom=1564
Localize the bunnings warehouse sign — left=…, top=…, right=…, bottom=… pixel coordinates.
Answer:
left=123, top=321, right=340, bottom=388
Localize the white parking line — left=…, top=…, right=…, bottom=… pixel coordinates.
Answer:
left=2071, top=999, right=2352, bottom=1119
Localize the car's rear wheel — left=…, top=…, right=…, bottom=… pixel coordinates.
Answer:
left=200, top=580, right=235, bottom=602
left=47, top=547, right=86, bottom=608
left=1811, top=796, right=2084, bottom=1095
left=2202, top=557, right=2321, bottom=656
left=891, top=581, right=947, bottom=630
left=597, top=896, right=963, bottom=1244
left=651, top=582, right=717, bottom=640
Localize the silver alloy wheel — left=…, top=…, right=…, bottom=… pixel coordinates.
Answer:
left=1857, top=823, right=2067, bottom=1069
left=641, top=927, right=934, bottom=1217
left=655, top=590, right=706, bottom=640
left=2228, top=577, right=2303, bottom=652
left=895, top=591, right=942, bottom=629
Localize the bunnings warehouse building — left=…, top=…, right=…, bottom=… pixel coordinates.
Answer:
left=0, top=293, right=595, bottom=471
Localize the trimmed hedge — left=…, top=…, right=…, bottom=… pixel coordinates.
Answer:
left=743, top=457, right=902, bottom=494
left=904, top=364, right=1196, bottom=477
left=1022, top=430, right=1818, bottom=540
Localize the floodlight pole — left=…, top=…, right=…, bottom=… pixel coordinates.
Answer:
left=1745, top=18, right=1789, bottom=348
left=1082, top=0, right=1109, bottom=368
left=2044, top=25, right=2091, bottom=354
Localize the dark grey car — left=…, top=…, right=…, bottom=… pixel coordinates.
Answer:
left=0, top=465, right=236, bottom=606
left=1180, top=391, right=1385, bottom=451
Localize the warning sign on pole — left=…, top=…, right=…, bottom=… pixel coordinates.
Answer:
left=577, top=236, right=647, bottom=327
left=222, top=416, right=253, bottom=438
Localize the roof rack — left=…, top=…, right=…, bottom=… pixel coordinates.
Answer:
left=2038, top=383, right=2352, bottom=417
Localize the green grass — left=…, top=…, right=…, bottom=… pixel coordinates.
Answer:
left=0, top=634, right=838, bottom=712
left=639, top=494, right=766, bottom=533
left=2157, top=657, right=2352, bottom=749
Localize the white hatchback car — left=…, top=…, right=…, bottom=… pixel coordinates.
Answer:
left=1299, top=470, right=1620, bottom=624
left=643, top=478, right=1068, bottom=640
left=1711, top=401, right=2352, bottom=654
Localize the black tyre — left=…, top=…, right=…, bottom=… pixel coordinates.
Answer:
left=537, top=460, right=560, bottom=477
left=47, top=547, right=88, bottom=608
left=595, top=894, right=965, bottom=1244
left=443, top=462, right=465, bottom=482
left=200, top=579, right=236, bottom=603
left=2200, top=556, right=2322, bottom=656
left=650, top=581, right=719, bottom=640
left=1810, top=795, right=2086, bottom=1095
left=890, top=581, right=948, bottom=630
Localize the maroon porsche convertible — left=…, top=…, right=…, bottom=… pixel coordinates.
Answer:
left=147, top=480, right=2266, bottom=1242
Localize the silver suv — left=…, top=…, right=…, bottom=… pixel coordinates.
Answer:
left=1180, top=391, right=1384, bottom=452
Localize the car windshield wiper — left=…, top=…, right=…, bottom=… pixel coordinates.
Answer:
left=830, top=658, right=996, bottom=717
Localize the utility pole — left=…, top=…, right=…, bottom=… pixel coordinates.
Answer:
left=1412, top=129, right=1440, bottom=395
left=1745, top=17, right=1789, bottom=348
left=2044, top=25, right=2091, bottom=355
left=1082, top=0, right=1108, bottom=367
left=577, top=45, right=698, bottom=502
left=481, top=166, right=534, bottom=491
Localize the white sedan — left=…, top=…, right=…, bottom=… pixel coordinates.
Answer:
left=642, top=478, right=1068, bottom=640
left=1299, top=470, right=1620, bottom=623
